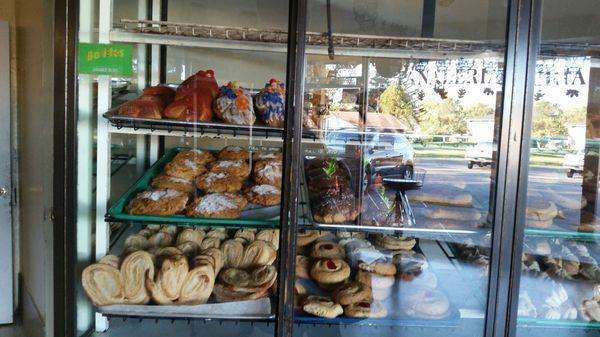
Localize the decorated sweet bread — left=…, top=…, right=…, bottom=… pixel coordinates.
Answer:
left=117, top=95, right=165, bottom=119
left=164, top=159, right=207, bottom=180
left=126, top=189, right=189, bottom=216
left=245, top=184, right=281, bottom=206
left=218, top=146, right=250, bottom=161
left=151, top=174, right=195, bottom=193
left=296, top=255, right=311, bottom=279
left=254, top=79, right=285, bottom=127
left=310, top=259, right=351, bottom=284
left=208, top=160, right=251, bottom=179
left=120, top=251, right=155, bottom=304
left=311, top=241, right=346, bottom=260
left=163, top=70, right=219, bottom=122
left=252, top=151, right=284, bottom=162
left=253, top=160, right=282, bottom=188
left=302, top=296, right=343, bottom=318
left=344, top=301, right=388, bottom=318
left=173, top=149, right=215, bottom=167
left=186, top=193, right=247, bottom=219
left=195, top=171, right=243, bottom=193
left=332, top=281, right=372, bottom=305
left=82, top=263, right=124, bottom=306
left=312, top=190, right=359, bottom=224
left=214, top=82, right=256, bottom=125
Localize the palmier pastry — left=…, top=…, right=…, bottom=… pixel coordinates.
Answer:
left=402, top=288, right=450, bottom=320
left=234, top=228, right=256, bottom=243
left=221, top=239, right=245, bottom=269
left=206, top=228, right=229, bottom=240
left=374, top=234, right=416, bottom=251
left=98, top=255, right=121, bottom=269
left=296, top=255, right=311, bottom=279
left=173, top=149, right=215, bottom=166
left=256, top=229, right=279, bottom=250
left=240, top=240, right=277, bottom=269
left=245, top=184, right=281, bottom=206
left=310, top=259, right=351, bottom=284
left=146, top=224, right=161, bottom=232
left=220, top=265, right=278, bottom=293
left=254, top=79, right=286, bottom=127
left=124, top=234, right=149, bottom=252
left=137, top=228, right=153, bottom=238
left=252, top=151, right=283, bottom=162
left=355, top=270, right=395, bottom=289
left=186, top=193, right=248, bottom=219
left=151, top=174, right=195, bottom=193
left=155, top=247, right=183, bottom=266
left=148, top=232, right=174, bottom=248
left=200, top=247, right=224, bottom=274
left=155, top=254, right=189, bottom=301
left=253, top=160, right=283, bottom=188
left=159, top=226, right=179, bottom=236
left=164, top=159, right=207, bottom=180
left=82, top=263, right=124, bottom=306
left=195, top=172, right=243, bottom=193
left=212, top=283, right=269, bottom=303
left=344, top=301, right=388, bottom=318
left=302, top=296, right=343, bottom=319
left=332, top=281, right=372, bottom=305
left=178, top=265, right=215, bottom=305
left=177, top=241, right=201, bottom=258
left=120, top=251, right=155, bottom=304
left=218, top=145, right=250, bottom=161
left=214, top=82, right=256, bottom=125
left=126, top=189, right=189, bottom=216
left=209, top=160, right=251, bottom=179
left=311, top=241, right=346, bottom=260
left=297, top=230, right=320, bottom=247
left=358, top=261, right=397, bottom=276
left=176, top=228, right=205, bottom=246
left=200, top=237, right=222, bottom=250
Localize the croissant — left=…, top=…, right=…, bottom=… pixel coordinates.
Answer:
left=221, top=239, right=244, bottom=269
left=157, top=254, right=189, bottom=301
left=120, top=251, right=155, bottom=304
left=178, top=265, right=215, bottom=305
left=82, top=263, right=124, bottom=306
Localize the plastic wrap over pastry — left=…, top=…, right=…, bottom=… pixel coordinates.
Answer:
left=214, top=82, right=256, bottom=125
left=254, top=79, right=285, bottom=127
left=164, top=69, right=219, bottom=122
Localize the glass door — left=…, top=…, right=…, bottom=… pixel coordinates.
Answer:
left=293, top=0, right=509, bottom=336
left=515, top=1, right=600, bottom=337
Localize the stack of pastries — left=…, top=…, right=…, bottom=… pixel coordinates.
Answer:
left=295, top=231, right=451, bottom=320
left=125, top=146, right=283, bottom=219
left=115, top=70, right=286, bottom=127
left=82, top=226, right=279, bottom=306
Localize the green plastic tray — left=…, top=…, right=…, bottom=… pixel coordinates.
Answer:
left=518, top=317, right=600, bottom=329
left=107, top=147, right=280, bottom=228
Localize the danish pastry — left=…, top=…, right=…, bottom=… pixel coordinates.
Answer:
left=186, top=193, right=247, bottom=219
left=195, top=172, right=243, bottom=193
left=344, top=301, right=388, bottom=318
left=253, top=160, right=282, bottom=188
left=209, top=160, right=251, bottom=179
left=173, top=149, right=215, bottom=167
left=302, top=296, right=343, bottom=319
left=218, top=146, right=250, bottom=161
left=332, top=281, right=372, bottom=305
left=310, top=259, right=351, bottom=284
left=151, top=174, right=195, bottom=193
left=178, top=264, right=215, bottom=305
left=311, top=241, right=346, bottom=260
left=120, top=251, right=155, bottom=304
left=82, top=263, right=124, bottom=306
left=164, top=159, right=207, bottom=180
left=214, top=82, right=256, bottom=125
left=126, top=189, right=189, bottom=216
left=245, top=184, right=281, bottom=206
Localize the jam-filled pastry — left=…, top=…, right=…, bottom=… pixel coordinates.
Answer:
left=253, top=159, right=282, bottom=188
left=120, top=251, right=155, bottom=304
left=310, top=259, right=351, bottom=284
left=245, top=184, right=281, bottom=207
left=186, top=192, right=247, bottom=219
left=82, top=263, right=124, bottom=306
left=173, top=149, right=215, bottom=166
left=195, top=171, right=243, bottom=193
left=218, top=146, right=250, bottom=161
left=178, top=264, right=215, bottom=305
left=302, top=296, right=343, bottom=318
left=252, top=151, right=284, bottom=162
left=151, top=174, right=195, bottom=193
left=214, top=82, right=256, bottom=125
left=164, top=158, right=207, bottom=180
left=126, top=189, right=189, bottom=216
left=163, top=69, right=219, bottom=122
left=344, top=301, right=388, bottom=318
left=208, top=160, right=251, bottom=179
left=254, top=79, right=286, bottom=127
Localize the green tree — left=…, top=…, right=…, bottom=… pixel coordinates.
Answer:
left=464, top=103, right=494, bottom=118
left=532, top=101, right=566, bottom=137
left=378, top=85, right=419, bottom=129
left=419, top=99, right=467, bottom=135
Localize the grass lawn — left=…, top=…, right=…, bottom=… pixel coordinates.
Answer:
left=414, top=147, right=564, bottom=166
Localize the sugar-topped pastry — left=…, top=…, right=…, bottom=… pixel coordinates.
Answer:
left=254, top=79, right=285, bottom=127
left=164, top=158, right=207, bottom=180
left=208, top=160, right=250, bottom=179
left=252, top=150, right=284, bottom=162
left=253, top=159, right=282, bottom=188
left=195, top=171, right=243, bottom=193
left=186, top=193, right=248, bottom=219
left=126, top=189, right=189, bottom=216
left=151, top=174, right=195, bottom=193
left=245, top=184, right=281, bottom=206
left=218, top=145, right=250, bottom=161
left=214, top=81, right=256, bottom=125
left=173, top=149, right=215, bottom=166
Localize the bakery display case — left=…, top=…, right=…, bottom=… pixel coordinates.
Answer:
left=61, top=0, right=600, bottom=337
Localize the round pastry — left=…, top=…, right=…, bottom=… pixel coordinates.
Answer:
left=176, top=228, right=205, bottom=246
left=245, top=184, right=281, bottom=206
left=124, top=234, right=149, bottom=251
left=186, top=193, right=248, bottom=219
left=374, top=234, right=416, bottom=251
left=252, top=151, right=283, bottom=162
left=332, top=281, right=372, bottom=305
left=344, top=301, right=388, bottom=318
left=173, top=148, right=215, bottom=166
left=126, top=189, right=189, bottom=216
left=402, top=288, right=450, bottom=319
left=256, top=229, right=280, bottom=250
left=302, top=296, right=343, bottom=319
left=358, top=261, right=397, bottom=276
left=218, top=145, right=250, bottom=161
left=200, top=237, right=222, bottom=250
left=195, top=171, right=243, bottom=193
left=355, top=270, right=395, bottom=289
left=253, top=160, right=283, bottom=188
left=254, top=79, right=286, bottom=127
left=209, top=160, right=251, bottom=179
left=214, top=82, right=256, bottom=125
left=151, top=174, right=195, bottom=193
left=164, top=159, right=207, bottom=180
left=81, top=263, right=124, bottom=306
left=296, top=255, right=311, bottom=279
left=297, top=230, right=320, bottom=247
left=310, top=259, right=351, bottom=284
left=311, top=241, right=346, bottom=260
left=148, top=232, right=174, bottom=248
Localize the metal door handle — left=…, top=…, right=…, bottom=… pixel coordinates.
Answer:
left=0, top=187, right=7, bottom=197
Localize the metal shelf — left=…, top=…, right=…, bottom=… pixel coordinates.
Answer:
left=524, top=228, right=600, bottom=241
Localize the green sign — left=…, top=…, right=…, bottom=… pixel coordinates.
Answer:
left=78, top=43, right=133, bottom=76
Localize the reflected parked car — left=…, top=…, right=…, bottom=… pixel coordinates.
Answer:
left=465, top=142, right=495, bottom=169
left=563, top=150, right=584, bottom=177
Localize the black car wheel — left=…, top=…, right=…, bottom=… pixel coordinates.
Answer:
left=468, top=162, right=474, bottom=169
left=567, top=169, right=574, bottom=178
